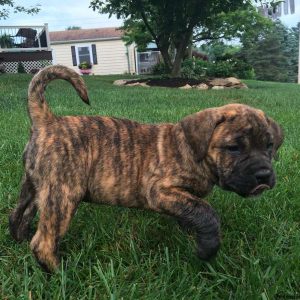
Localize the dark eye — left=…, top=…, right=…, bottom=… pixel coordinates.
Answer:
left=226, top=145, right=241, bottom=154
left=267, top=142, right=274, bottom=151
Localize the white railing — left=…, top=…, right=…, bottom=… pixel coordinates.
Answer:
left=0, top=24, right=51, bottom=52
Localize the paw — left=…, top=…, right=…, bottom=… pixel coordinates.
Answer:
left=9, top=214, right=32, bottom=242
left=196, top=235, right=221, bottom=261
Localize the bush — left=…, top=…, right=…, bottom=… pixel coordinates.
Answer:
left=180, top=59, right=195, bottom=78
left=152, top=57, right=256, bottom=79
left=230, top=58, right=256, bottom=80
left=151, top=62, right=169, bottom=75
left=17, top=62, right=26, bottom=73
left=181, top=58, right=234, bottom=79
left=181, top=58, right=210, bottom=79
left=180, top=57, right=256, bottom=80
left=206, top=61, right=234, bottom=78
left=0, top=64, right=6, bottom=74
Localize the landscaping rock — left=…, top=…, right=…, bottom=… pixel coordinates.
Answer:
left=113, top=79, right=128, bottom=86
left=113, top=77, right=248, bottom=90
left=238, top=83, right=249, bottom=89
left=194, top=83, right=209, bottom=90
left=212, top=85, right=225, bottom=90
left=126, top=82, right=143, bottom=87
left=226, top=77, right=241, bottom=86
left=139, top=82, right=150, bottom=88
left=202, top=77, right=248, bottom=89
left=209, top=78, right=230, bottom=87
left=179, top=84, right=192, bottom=90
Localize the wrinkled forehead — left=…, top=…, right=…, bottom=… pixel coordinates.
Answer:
left=215, top=107, right=271, bottom=143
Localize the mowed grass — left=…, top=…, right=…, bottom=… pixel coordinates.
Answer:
left=0, top=73, right=300, bottom=299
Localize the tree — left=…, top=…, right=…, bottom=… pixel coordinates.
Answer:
left=66, top=26, right=82, bottom=30
left=0, top=34, right=14, bottom=48
left=239, top=21, right=296, bottom=82
left=90, top=0, right=277, bottom=77
left=285, top=23, right=299, bottom=82
left=0, top=0, right=40, bottom=19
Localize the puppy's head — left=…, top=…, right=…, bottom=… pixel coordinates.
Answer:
left=180, top=104, right=284, bottom=197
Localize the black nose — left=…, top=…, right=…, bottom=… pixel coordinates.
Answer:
left=255, top=169, right=272, bottom=184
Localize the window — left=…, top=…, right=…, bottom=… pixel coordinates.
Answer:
left=71, top=44, right=97, bottom=67
left=75, top=45, right=93, bottom=65
left=139, top=53, right=150, bottom=62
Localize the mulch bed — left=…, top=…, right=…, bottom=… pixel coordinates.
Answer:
left=125, top=77, right=206, bottom=88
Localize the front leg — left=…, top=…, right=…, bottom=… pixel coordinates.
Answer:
left=150, top=187, right=221, bottom=260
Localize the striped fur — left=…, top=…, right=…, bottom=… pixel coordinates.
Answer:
left=9, top=65, right=283, bottom=272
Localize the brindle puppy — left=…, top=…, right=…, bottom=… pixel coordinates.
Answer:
left=9, top=65, right=283, bottom=272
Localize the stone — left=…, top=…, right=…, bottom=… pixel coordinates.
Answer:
left=194, top=83, right=209, bottom=90
left=209, top=78, right=229, bottom=86
left=139, top=82, right=150, bottom=88
left=113, top=79, right=128, bottom=86
left=228, top=82, right=248, bottom=89
left=212, top=85, right=225, bottom=90
left=179, top=84, right=192, bottom=90
left=238, top=83, right=249, bottom=89
left=225, top=77, right=241, bottom=86
left=126, top=82, right=142, bottom=87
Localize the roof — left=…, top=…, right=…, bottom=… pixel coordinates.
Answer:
left=49, top=27, right=123, bottom=44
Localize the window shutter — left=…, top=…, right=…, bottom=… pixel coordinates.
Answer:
left=92, top=44, right=98, bottom=64
left=71, top=46, right=77, bottom=66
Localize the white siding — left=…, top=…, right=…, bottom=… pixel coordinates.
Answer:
left=51, top=39, right=136, bottom=75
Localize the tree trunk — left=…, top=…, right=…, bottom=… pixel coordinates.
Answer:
left=187, top=43, right=193, bottom=59
left=171, top=40, right=188, bottom=77
left=159, top=46, right=173, bottom=73
left=187, top=33, right=193, bottom=59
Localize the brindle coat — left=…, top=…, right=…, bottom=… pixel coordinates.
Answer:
left=9, top=65, right=284, bottom=272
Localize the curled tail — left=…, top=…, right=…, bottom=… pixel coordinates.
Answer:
left=28, top=65, right=89, bottom=126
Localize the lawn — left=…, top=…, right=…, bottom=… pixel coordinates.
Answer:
left=0, top=73, right=299, bottom=299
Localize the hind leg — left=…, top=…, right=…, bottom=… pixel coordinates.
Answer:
left=9, top=174, right=37, bottom=242
left=30, top=184, right=82, bottom=272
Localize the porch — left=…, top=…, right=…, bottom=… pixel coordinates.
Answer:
left=0, top=24, right=52, bottom=73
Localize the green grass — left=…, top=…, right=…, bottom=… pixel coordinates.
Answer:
left=0, top=73, right=300, bottom=299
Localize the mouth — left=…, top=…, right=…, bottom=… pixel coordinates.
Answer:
left=248, top=184, right=270, bottom=197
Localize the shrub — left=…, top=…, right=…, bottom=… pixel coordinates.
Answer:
left=180, top=59, right=195, bottom=78
left=181, top=58, right=234, bottom=79
left=180, top=57, right=255, bottom=79
left=0, top=64, right=6, bottom=74
left=232, top=59, right=256, bottom=79
left=181, top=58, right=210, bottom=79
left=193, top=59, right=210, bottom=77
left=151, top=62, right=169, bottom=75
left=152, top=57, right=256, bottom=79
left=17, top=62, right=26, bottom=73
left=206, top=61, right=235, bottom=78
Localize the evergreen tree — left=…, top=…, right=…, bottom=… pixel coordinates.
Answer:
left=240, top=21, right=298, bottom=82
left=285, top=23, right=299, bottom=82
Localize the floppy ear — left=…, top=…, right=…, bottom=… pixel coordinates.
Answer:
left=179, top=108, right=225, bottom=162
left=268, top=117, right=284, bottom=160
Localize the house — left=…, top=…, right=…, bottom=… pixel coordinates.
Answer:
left=49, top=27, right=136, bottom=75
left=0, top=24, right=52, bottom=73
left=0, top=25, right=160, bottom=75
